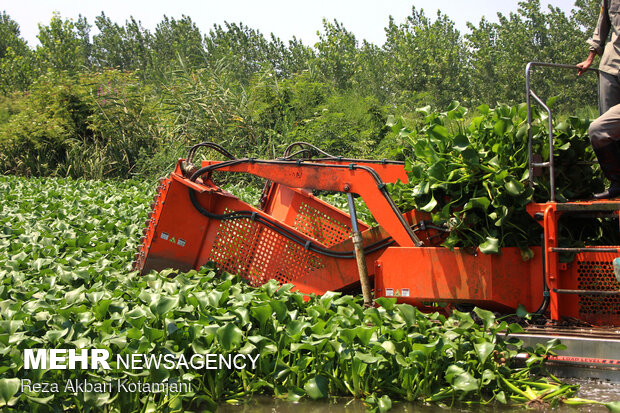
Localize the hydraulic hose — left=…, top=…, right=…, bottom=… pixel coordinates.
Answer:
left=187, top=142, right=237, bottom=164
left=187, top=161, right=399, bottom=259
left=535, top=233, right=551, bottom=315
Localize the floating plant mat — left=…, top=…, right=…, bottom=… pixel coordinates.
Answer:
left=0, top=176, right=618, bottom=412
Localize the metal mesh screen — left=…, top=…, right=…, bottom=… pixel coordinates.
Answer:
left=293, top=202, right=352, bottom=247
left=208, top=210, right=324, bottom=286
left=577, top=260, right=620, bottom=315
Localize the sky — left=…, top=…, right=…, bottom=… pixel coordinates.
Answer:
left=3, top=0, right=578, bottom=48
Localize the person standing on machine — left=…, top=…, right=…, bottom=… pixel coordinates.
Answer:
left=577, top=0, right=620, bottom=199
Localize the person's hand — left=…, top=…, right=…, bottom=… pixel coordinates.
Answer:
left=577, top=51, right=596, bottom=76
left=577, top=59, right=592, bottom=75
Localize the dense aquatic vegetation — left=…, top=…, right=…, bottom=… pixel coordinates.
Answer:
left=389, top=102, right=610, bottom=253
left=0, top=175, right=618, bottom=412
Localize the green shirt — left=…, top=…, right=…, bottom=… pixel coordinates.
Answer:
left=588, top=0, right=620, bottom=75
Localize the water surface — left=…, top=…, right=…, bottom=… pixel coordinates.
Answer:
left=216, top=378, right=619, bottom=412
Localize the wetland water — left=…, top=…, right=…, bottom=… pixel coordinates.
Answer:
left=217, top=379, right=619, bottom=412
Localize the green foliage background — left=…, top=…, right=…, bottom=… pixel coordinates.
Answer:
left=0, top=0, right=604, bottom=179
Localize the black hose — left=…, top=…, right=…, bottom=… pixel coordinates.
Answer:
left=187, top=142, right=237, bottom=164
left=188, top=185, right=395, bottom=259
left=535, top=233, right=550, bottom=315
left=187, top=161, right=399, bottom=259
left=282, top=142, right=337, bottom=159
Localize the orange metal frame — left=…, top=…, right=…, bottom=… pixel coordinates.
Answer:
left=196, top=159, right=420, bottom=247
left=135, top=158, right=417, bottom=295
left=526, top=201, right=620, bottom=325
left=374, top=246, right=544, bottom=312
left=134, top=157, right=620, bottom=326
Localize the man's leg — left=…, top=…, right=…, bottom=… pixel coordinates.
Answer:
left=589, top=103, right=620, bottom=198
left=599, top=71, right=620, bottom=115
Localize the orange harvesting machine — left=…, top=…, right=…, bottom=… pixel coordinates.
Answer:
left=133, top=142, right=620, bottom=327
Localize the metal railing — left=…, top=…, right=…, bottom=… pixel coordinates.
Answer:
left=525, top=62, right=599, bottom=202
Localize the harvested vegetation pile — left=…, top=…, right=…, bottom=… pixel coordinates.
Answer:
left=1, top=175, right=618, bottom=412
left=389, top=102, right=607, bottom=253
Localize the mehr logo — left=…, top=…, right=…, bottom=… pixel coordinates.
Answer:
left=24, top=349, right=110, bottom=370
left=23, top=348, right=260, bottom=371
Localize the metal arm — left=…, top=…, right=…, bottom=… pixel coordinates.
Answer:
left=192, top=158, right=424, bottom=248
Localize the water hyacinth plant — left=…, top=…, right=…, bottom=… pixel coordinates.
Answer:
left=0, top=174, right=618, bottom=412
left=388, top=102, right=604, bottom=254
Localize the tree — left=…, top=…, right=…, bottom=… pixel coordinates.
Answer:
left=151, top=15, right=205, bottom=70
left=572, top=0, right=602, bottom=34
left=92, top=13, right=153, bottom=73
left=355, top=40, right=389, bottom=102
left=0, top=11, right=27, bottom=59
left=384, top=8, right=467, bottom=109
left=465, top=17, right=499, bottom=105
left=0, top=12, right=36, bottom=93
left=466, top=0, right=597, bottom=110
left=314, top=19, right=359, bottom=90
left=204, top=22, right=272, bottom=86
left=36, top=12, right=90, bottom=72
left=262, top=35, right=314, bottom=77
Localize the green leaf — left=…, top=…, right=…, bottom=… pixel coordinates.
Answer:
left=445, top=365, right=478, bottom=392
left=286, top=386, right=305, bottom=402
left=516, top=124, right=528, bottom=139
left=604, top=401, right=620, bottom=412
left=479, top=237, right=499, bottom=254
left=546, top=95, right=559, bottom=108
left=396, top=304, right=417, bottom=326
left=150, top=296, right=178, bottom=316
left=217, top=323, right=243, bottom=351
left=474, top=341, right=495, bottom=364
left=461, top=148, right=479, bottom=165
left=286, top=320, right=310, bottom=336
left=355, top=352, right=384, bottom=364
left=453, top=134, right=470, bottom=151
left=427, top=162, right=446, bottom=181
left=374, top=297, right=396, bottom=310
left=464, top=197, right=490, bottom=211
left=250, top=304, right=272, bottom=327
left=304, top=375, right=328, bottom=400
left=386, top=115, right=397, bottom=127
left=428, top=124, right=450, bottom=140
left=377, top=395, right=392, bottom=413
left=505, top=178, right=524, bottom=196
left=493, top=118, right=507, bottom=136
left=516, top=304, right=529, bottom=318
left=473, top=307, right=495, bottom=329
left=355, top=326, right=374, bottom=346
left=386, top=115, right=402, bottom=132
left=381, top=340, right=396, bottom=355
left=420, top=195, right=437, bottom=212
left=0, top=378, right=19, bottom=407
left=416, top=105, right=431, bottom=115
left=477, top=104, right=490, bottom=115
left=508, top=322, right=525, bottom=333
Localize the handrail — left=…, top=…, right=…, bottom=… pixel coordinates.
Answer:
left=525, top=62, right=599, bottom=202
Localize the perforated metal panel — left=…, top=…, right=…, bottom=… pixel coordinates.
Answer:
left=577, top=260, right=620, bottom=315
left=293, top=202, right=352, bottom=247
left=209, top=210, right=324, bottom=286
